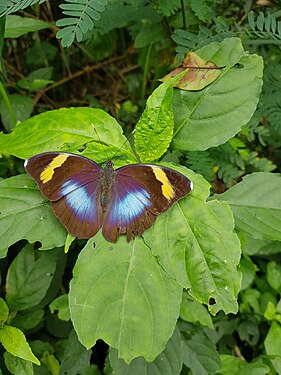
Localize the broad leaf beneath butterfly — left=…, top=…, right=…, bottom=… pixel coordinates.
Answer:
left=69, top=234, right=182, bottom=363
left=0, top=175, right=67, bottom=258
left=144, top=165, right=241, bottom=315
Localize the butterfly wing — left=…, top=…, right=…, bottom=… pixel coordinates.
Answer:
left=102, top=164, right=192, bottom=242
left=24, top=152, right=104, bottom=238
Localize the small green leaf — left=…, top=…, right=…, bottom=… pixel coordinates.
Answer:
left=59, top=330, right=91, bottom=375
left=240, top=256, right=256, bottom=290
left=267, top=261, right=281, bottom=292
left=0, top=298, right=9, bottom=325
left=17, top=67, right=54, bottom=91
left=214, top=172, right=281, bottom=241
left=180, top=294, right=213, bottom=328
left=41, top=351, right=59, bottom=375
left=5, top=15, right=51, bottom=38
left=6, top=244, right=57, bottom=312
left=109, top=327, right=183, bottom=374
left=0, top=175, right=67, bottom=258
left=0, top=94, right=33, bottom=132
left=49, top=295, right=70, bottom=321
left=69, top=233, right=182, bottom=363
left=134, top=23, right=167, bottom=48
left=10, top=309, right=45, bottom=331
left=4, top=352, right=34, bottom=375
left=0, top=325, right=40, bottom=365
left=264, top=322, right=281, bottom=373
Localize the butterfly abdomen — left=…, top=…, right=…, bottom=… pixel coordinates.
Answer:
left=100, top=161, right=115, bottom=211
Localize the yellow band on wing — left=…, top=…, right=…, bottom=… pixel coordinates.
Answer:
left=40, top=154, right=68, bottom=183
left=151, top=166, right=175, bottom=200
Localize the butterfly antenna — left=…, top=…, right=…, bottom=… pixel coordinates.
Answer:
left=91, top=123, right=110, bottom=161
left=110, top=129, right=136, bottom=160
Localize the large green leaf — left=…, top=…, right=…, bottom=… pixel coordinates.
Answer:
left=0, top=107, right=135, bottom=164
left=5, top=15, right=51, bottom=38
left=6, top=244, right=57, bottom=312
left=0, top=325, right=40, bottom=365
left=4, top=352, right=33, bottom=375
left=0, top=174, right=66, bottom=258
left=145, top=164, right=241, bottom=315
left=59, top=330, right=91, bottom=375
left=69, top=233, right=182, bottom=363
left=172, top=37, right=263, bottom=151
left=109, top=327, right=183, bottom=374
left=214, top=172, right=281, bottom=241
left=180, top=322, right=221, bottom=375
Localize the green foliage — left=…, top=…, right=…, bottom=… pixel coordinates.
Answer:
left=1, top=0, right=281, bottom=373
left=246, top=10, right=281, bottom=44
left=56, top=0, right=108, bottom=47
left=188, top=0, right=212, bottom=22
left=0, top=0, right=46, bottom=17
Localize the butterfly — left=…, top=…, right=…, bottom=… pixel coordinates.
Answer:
left=24, top=152, right=193, bottom=242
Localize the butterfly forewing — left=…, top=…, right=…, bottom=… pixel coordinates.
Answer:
left=25, top=152, right=104, bottom=238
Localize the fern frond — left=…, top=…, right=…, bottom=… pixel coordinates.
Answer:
left=154, top=0, right=181, bottom=17
left=172, top=22, right=234, bottom=60
left=56, top=0, right=108, bottom=47
left=0, top=0, right=46, bottom=17
left=261, top=93, right=281, bottom=135
left=210, top=141, right=245, bottom=187
left=188, top=0, right=212, bottom=22
left=263, top=64, right=281, bottom=92
left=186, top=151, right=214, bottom=182
left=246, top=10, right=281, bottom=43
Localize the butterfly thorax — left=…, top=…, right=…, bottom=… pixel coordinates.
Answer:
left=100, top=161, right=115, bottom=211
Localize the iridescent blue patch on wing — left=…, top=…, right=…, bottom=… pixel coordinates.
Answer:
left=109, top=188, right=151, bottom=224
left=61, top=180, right=94, bottom=218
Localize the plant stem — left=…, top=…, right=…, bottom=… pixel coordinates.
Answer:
left=0, top=80, right=16, bottom=128
left=141, top=43, right=152, bottom=101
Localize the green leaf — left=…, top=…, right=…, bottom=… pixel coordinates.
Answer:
left=109, top=327, right=183, bottom=374
left=267, top=261, right=281, bottom=293
left=10, top=309, right=44, bottom=331
left=220, top=354, right=270, bottom=375
left=180, top=323, right=221, bottom=374
left=0, top=298, right=9, bottom=325
left=0, top=175, right=67, bottom=258
left=264, top=322, right=281, bottom=373
left=69, top=233, right=182, bottom=363
left=0, top=325, right=40, bottom=365
left=0, top=94, right=33, bottom=132
left=214, top=172, right=281, bottom=241
left=172, top=37, right=263, bottom=151
left=59, top=330, right=91, bottom=375
left=5, top=15, right=51, bottom=38
left=6, top=244, right=57, bottom=312
left=180, top=294, right=213, bottom=328
left=134, top=23, right=167, bottom=48
left=135, top=72, right=186, bottom=162
left=240, top=256, right=256, bottom=290
left=17, top=67, right=54, bottom=91
left=4, top=352, right=34, bottom=375
left=0, top=107, right=135, bottom=164
left=41, top=351, right=59, bottom=375
left=145, top=165, right=241, bottom=315
left=49, top=295, right=70, bottom=321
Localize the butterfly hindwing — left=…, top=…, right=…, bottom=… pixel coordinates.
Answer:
left=102, top=164, right=192, bottom=241
left=24, top=152, right=104, bottom=238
